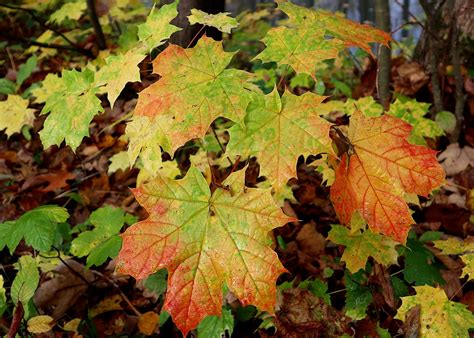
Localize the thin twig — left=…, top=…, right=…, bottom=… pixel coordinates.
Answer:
left=91, top=270, right=141, bottom=317
left=86, top=0, right=106, bottom=50
left=41, top=247, right=94, bottom=287
left=186, top=25, right=205, bottom=49
left=211, top=125, right=233, bottom=167
left=0, top=3, right=90, bottom=56
left=0, top=32, right=87, bottom=53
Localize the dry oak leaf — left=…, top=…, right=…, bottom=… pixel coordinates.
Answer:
left=255, top=1, right=391, bottom=76
left=226, top=89, right=332, bottom=192
left=135, top=36, right=253, bottom=153
left=116, top=165, right=293, bottom=336
left=330, top=111, right=445, bottom=243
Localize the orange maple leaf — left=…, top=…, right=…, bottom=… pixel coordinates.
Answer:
left=330, top=111, right=445, bottom=243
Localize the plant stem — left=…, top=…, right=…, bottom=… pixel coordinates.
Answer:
left=86, top=0, right=106, bottom=50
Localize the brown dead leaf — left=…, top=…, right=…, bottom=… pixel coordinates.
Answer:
left=138, top=311, right=160, bottom=336
left=34, top=260, right=94, bottom=319
left=393, top=61, right=429, bottom=95
left=21, top=171, right=76, bottom=192
left=296, top=223, right=326, bottom=256
left=402, top=304, right=421, bottom=338
left=275, top=288, right=351, bottom=337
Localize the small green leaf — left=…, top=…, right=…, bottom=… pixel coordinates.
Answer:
left=86, top=235, right=122, bottom=267
left=0, top=78, right=16, bottom=95
left=144, top=269, right=168, bottom=298
left=391, top=275, right=409, bottom=298
left=197, top=308, right=234, bottom=338
left=11, top=255, right=40, bottom=306
left=70, top=206, right=129, bottom=267
left=402, top=238, right=445, bottom=286
left=435, top=111, right=456, bottom=134
left=328, top=224, right=399, bottom=273
left=344, top=270, right=372, bottom=320
left=0, top=205, right=69, bottom=253
left=188, top=9, right=239, bottom=34
left=298, top=279, right=330, bottom=304
left=17, top=56, right=37, bottom=87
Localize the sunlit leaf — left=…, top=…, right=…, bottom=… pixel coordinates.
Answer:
left=0, top=95, right=35, bottom=137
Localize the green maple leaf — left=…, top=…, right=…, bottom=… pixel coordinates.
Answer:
left=328, top=224, right=399, bottom=273
left=188, top=9, right=239, bottom=33
left=39, top=68, right=103, bottom=150
left=396, top=285, right=474, bottom=337
left=137, top=1, right=181, bottom=50
left=0, top=205, right=69, bottom=253
left=0, top=95, right=35, bottom=137
left=116, top=165, right=293, bottom=336
left=70, top=206, right=135, bottom=267
left=255, top=25, right=342, bottom=76
left=134, top=36, right=254, bottom=153
left=97, top=48, right=146, bottom=108
left=255, top=1, right=390, bottom=76
left=434, top=237, right=474, bottom=280
left=226, top=89, right=332, bottom=192
left=48, top=1, right=86, bottom=25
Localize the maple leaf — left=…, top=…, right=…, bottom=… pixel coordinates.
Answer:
left=330, top=111, right=445, bottom=243
left=137, top=1, right=181, bottom=50
left=48, top=1, right=86, bottom=25
left=188, top=9, right=239, bottom=33
left=328, top=224, right=399, bottom=273
left=126, top=115, right=172, bottom=172
left=116, top=165, right=292, bottom=335
left=434, top=237, right=474, bottom=280
left=31, top=73, right=62, bottom=104
left=39, top=68, right=103, bottom=150
left=134, top=36, right=253, bottom=153
left=255, top=1, right=391, bottom=76
left=396, top=285, right=474, bottom=337
left=226, top=89, right=332, bottom=192
left=96, top=48, right=146, bottom=108
left=0, top=95, right=35, bottom=137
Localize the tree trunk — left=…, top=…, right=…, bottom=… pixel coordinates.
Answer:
left=401, top=0, right=410, bottom=38
left=418, top=0, right=443, bottom=113
left=359, top=0, right=375, bottom=24
left=375, top=0, right=391, bottom=109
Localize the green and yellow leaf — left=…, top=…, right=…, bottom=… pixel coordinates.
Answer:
left=117, top=165, right=293, bottom=336
left=396, top=286, right=474, bottom=337
left=0, top=95, right=35, bottom=137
